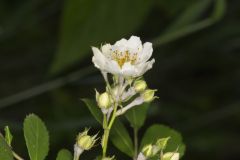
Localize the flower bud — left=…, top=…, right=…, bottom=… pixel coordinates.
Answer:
left=76, top=128, right=97, bottom=150
left=162, top=152, right=179, bottom=160
left=134, top=80, right=147, bottom=92
left=142, top=89, right=157, bottom=102
left=156, top=137, right=170, bottom=150
left=98, top=92, right=111, bottom=109
left=142, top=144, right=154, bottom=158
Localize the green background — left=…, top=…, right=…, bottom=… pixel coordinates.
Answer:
left=0, top=0, right=239, bottom=159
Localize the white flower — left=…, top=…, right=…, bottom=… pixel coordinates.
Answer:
left=92, top=36, right=155, bottom=77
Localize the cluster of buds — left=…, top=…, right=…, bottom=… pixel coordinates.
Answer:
left=134, top=79, right=158, bottom=103
left=74, top=128, right=98, bottom=160
left=137, top=137, right=180, bottom=160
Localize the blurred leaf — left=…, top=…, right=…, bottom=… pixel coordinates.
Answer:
left=23, top=114, right=49, bottom=160
left=140, top=124, right=185, bottom=158
left=156, top=0, right=195, bottom=16
left=153, top=0, right=226, bottom=46
left=4, top=126, right=13, bottom=146
left=0, top=134, right=13, bottom=160
left=82, top=99, right=134, bottom=157
left=125, top=103, right=149, bottom=129
left=51, top=0, right=153, bottom=73
left=56, top=149, right=72, bottom=160
left=165, top=0, right=211, bottom=33
left=211, top=0, right=226, bottom=21
left=82, top=98, right=103, bottom=124
left=110, top=119, right=134, bottom=157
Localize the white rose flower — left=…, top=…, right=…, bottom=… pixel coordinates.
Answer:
left=92, top=36, right=155, bottom=77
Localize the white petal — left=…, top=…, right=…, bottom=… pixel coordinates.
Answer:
left=136, top=59, right=155, bottom=76
left=127, top=36, right=142, bottom=49
left=114, top=38, right=127, bottom=46
left=138, top=42, right=153, bottom=64
left=101, top=43, right=112, bottom=56
left=105, top=60, right=121, bottom=75
left=92, top=47, right=107, bottom=70
left=121, top=62, right=138, bottom=77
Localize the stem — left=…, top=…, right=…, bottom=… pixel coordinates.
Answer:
left=13, top=151, right=24, bottom=160
left=102, top=129, right=110, bottom=158
left=73, top=144, right=83, bottom=160
left=102, top=103, right=118, bottom=158
left=133, top=128, right=139, bottom=160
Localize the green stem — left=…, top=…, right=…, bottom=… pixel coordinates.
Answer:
left=102, top=129, right=110, bottom=158
left=102, top=103, right=118, bottom=158
left=133, top=128, right=139, bottom=160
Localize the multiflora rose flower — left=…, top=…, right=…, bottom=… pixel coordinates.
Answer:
left=92, top=36, right=155, bottom=77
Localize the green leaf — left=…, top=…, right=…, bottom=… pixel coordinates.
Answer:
left=140, top=124, right=185, bottom=158
left=0, top=134, right=14, bottom=160
left=56, top=149, right=72, bottom=160
left=4, top=126, right=13, bottom=146
left=82, top=98, right=103, bottom=124
left=125, top=103, right=149, bottom=129
left=23, top=114, right=49, bottom=160
left=110, top=119, right=134, bottom=157
left=51, top=0, right=153, bottom=74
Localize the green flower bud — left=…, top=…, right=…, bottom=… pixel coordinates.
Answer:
left=98, top=92, right=111, bottom=109
left=142, top=89, right=157, bottom=102
left=162, top=152, right=179, bottom=160
left=156, top=137, right=170, bottom=150
left=134, top=80, right=147, bottom=92
left=142, top=144, right=154, bottom=158
left=76, top=128, right=97, bottom=150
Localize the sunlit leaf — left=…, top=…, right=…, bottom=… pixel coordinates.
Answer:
left=24, top=114, right=49, bottom=160
left=0, top=134, right=13, bottom=160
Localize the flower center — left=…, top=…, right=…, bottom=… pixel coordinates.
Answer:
left=111, top=50, right=137, bottom=68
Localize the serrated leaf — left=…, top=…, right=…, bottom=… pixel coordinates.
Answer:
left=110, top=119, right=134, bottom=157
left=23, top=114, right=49, bottom=160
left=4, top=126, right=13, bottom=146
left=125, top=103, right=149, bottom=129
left=82, top=98, right=103, bottom=124
left=50, top=0, right=153, bottom=74
left=140, top=124, right=185, bottom=158
left=0, top=134, right=14, bottom=160
left=56, top=149, right=72, bottom=160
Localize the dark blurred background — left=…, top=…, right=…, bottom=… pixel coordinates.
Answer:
left=0, top=0, right=240, bottom=159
